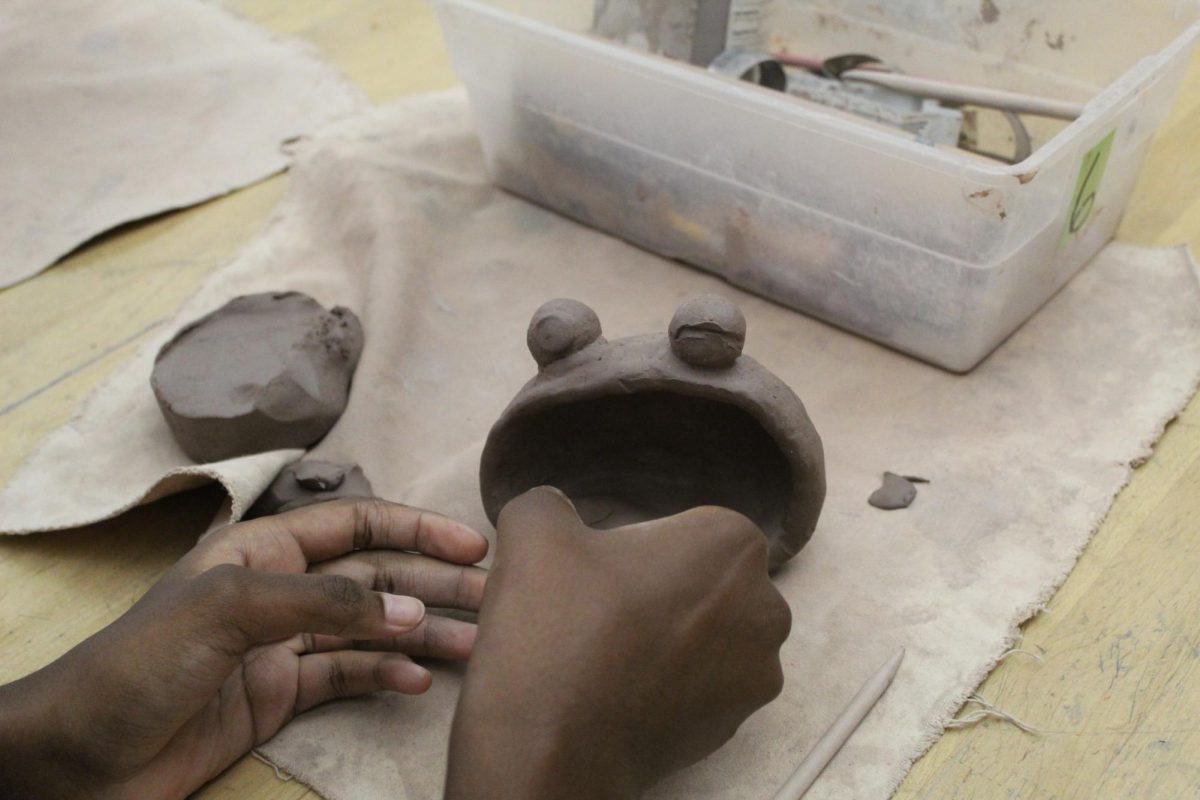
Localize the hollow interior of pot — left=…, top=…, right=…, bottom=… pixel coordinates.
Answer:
left=493, top=391, right=791, bottom=534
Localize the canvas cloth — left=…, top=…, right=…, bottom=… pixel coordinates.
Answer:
left=2, top=92, right=1199, bottom=799
left=0, top=0, right=365, bottom=288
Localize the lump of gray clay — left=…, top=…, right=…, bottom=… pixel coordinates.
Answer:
left=480, top=294, right=826, bottom=572
left=151, top=292, right=364, bottom=463
left=868, top=472, right=922, bottom=510
left=247, top=460, right=374, bottom=518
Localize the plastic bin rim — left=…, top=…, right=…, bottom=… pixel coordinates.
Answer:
left=432, top=0, right=1200, bottom=187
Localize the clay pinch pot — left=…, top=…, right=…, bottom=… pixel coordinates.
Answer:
left=480, top=295, right=826, bottom=572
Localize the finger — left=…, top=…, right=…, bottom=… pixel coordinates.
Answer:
left=295, top=652, right=432, bottom=714
left=311, top=551, right=487, bottom=611
left=265, top=498, right=490, bottom=565
left=494, top=486, right=586, bottom=560
left=193, top=565, right=427, bottom=648
left=306, top=615, right=479, bottom=661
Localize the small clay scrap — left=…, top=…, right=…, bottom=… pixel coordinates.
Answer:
left=480, top=294, right=826, bottom=572
left=151, top=292, right=364, bottom=463
left=247, top=460, right=374, bottom=518
left=868, top=472, right=928, bottom=510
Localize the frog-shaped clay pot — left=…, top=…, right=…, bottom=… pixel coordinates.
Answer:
left=480, top=295, right=826, bottom=571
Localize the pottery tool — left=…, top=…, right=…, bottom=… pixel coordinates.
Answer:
left=839, top=69, right=1084, bottom=120
left=771, top=648, right=906, bottom=800
left=774, top=52, right=1085, bottom=121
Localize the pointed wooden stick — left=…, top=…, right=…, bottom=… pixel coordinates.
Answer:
left=772, top=648, right=906, bottom=800
left=840, top=70, right=1085, bottom=120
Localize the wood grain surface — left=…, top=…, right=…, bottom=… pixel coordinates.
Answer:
left=1, top=3, right=1197, bottom=798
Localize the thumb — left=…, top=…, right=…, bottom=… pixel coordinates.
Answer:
left=494, top=486, right=586, bottom=561
left=190, top=565, right=427, bottom=649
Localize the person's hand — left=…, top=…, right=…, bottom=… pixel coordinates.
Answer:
left=0, top=498, right=488, bottom=800
left=445, top=487, right=792, bottom=800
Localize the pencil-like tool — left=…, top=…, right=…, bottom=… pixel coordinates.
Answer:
left=772, top=647, right=906, bottom=800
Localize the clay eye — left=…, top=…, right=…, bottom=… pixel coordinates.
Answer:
left=668, top=295, right=746, bottom=369
left=526, top=299, right=604, bottom=368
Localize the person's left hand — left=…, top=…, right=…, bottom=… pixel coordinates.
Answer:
left=0, top=498, right=489, bottom=800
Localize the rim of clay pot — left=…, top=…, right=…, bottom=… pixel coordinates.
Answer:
left=480, top=333, right=826, bottom=571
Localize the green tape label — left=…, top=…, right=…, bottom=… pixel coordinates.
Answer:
left=1063, top=129, right=1116, bottom=242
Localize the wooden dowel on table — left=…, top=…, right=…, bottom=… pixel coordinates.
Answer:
left=771, top=648, right=906, bottom=800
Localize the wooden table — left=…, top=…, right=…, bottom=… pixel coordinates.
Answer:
left=1, top=3, right=1198, bottom=797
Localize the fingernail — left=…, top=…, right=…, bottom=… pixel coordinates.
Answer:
left=384, top=659, right=432, bottom=693
left=382, top=595, right=425, bottom=630
left=459, top=522, right=489, bottom=547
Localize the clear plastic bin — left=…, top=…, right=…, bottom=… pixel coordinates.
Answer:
left=432, top=0, right=1200, bottom=371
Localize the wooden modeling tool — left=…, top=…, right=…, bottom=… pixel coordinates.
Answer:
left=840, top=70, right=1084, bottom=120
left=771, top=648, right=906, bottom=800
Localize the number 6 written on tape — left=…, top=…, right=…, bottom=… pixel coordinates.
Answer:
left=1063, top=129, right=1116, bottom=242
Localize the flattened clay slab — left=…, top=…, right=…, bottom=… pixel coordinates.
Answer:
left=480, top=295, right=827, bottom=571
left=247, top=460, right=374, bottom=518
left=151, top=292, right=364, bottom=463
left=868, top=472, right=920, bottom=510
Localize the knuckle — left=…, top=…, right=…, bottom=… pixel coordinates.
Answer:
left=320, top=573, right=366, bottom=612
left=764, top=591, right=793, bottom=645
left=372, top=658, right=390, bottom=688
left=350, top=498, right=395, bottom=551
left=761, top=658, right=786, bottom=704
left=413, top=510, right=431, bottom=555
left=707, top=507, right=766, bottom=549
left=703, top=510, right=770, bottom=568
left=370, top=552, right=402, bottom=595
left=453, top=567, right=478, bottom=610
left=327, top=660, right=350, bottom=698
left=744, top=530, right=771, bottom=564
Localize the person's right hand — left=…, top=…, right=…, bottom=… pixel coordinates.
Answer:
left=445, top=487, right=793, bottom=800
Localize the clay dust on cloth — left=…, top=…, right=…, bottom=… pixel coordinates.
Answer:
left=2, top=91, right=1200, bottom=799
left=0, top=0, right=366, bottom=288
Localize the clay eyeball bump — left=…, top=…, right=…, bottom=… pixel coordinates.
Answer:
left=668, top=295, right=747, bottom=368
left=247, top=460, right=374, bottom=518
left=480, top=295, right=826, bottom=571
left=151, top=292, right=364, bottom=463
